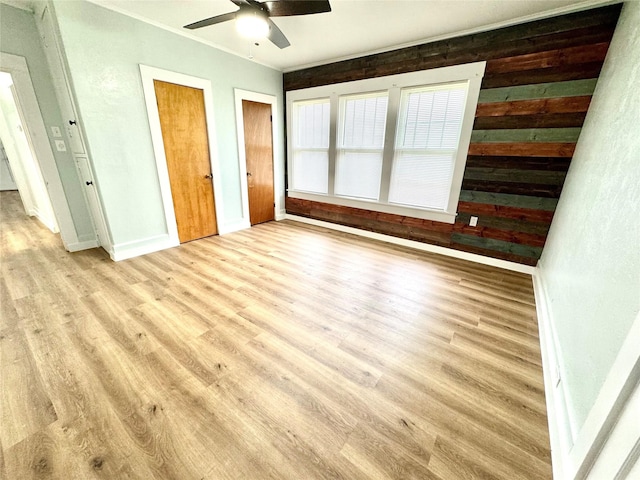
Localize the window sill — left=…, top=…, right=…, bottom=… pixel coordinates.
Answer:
left=287, top=190, right=457, bottom=224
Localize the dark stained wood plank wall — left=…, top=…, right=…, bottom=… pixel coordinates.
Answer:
left=283, top=5, right=622, bottom=266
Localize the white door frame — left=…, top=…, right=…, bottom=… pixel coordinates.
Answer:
left=139, top=64, right=224, bottom=245
left=234, top=89, right=283, bottom=224
left=0, top=52, right=79, bottom=249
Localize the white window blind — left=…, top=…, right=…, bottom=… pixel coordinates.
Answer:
left=389, top=83, right=467, bottom=210
left=292, top=99, right=330, bottom=194
left=335, top=92, right=388, bottom=200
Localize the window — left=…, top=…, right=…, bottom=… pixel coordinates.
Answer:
left=291, top=99, right=330, bottom=194
left=287, top=62, right=485, bottom=223
left=335, top=92, right=388, bottom=200
left=389, top=83, right=467, bottom=210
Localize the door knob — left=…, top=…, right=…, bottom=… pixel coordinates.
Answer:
left=86, top=181, right=93, bottom=185
left=204, top=174, right=212, bottom=179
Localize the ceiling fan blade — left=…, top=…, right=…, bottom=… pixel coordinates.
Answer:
left=267, top=18, right=291, bottom=49
left=262, top=0, right=331, bottom=17
left=184, top=11, right=237, bottom=30
left=231, top=0, right=267, bottom=9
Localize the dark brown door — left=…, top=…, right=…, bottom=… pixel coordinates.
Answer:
left=154, top=80, right=217, bottom=242
left=242, top=100, right=274, bottom=225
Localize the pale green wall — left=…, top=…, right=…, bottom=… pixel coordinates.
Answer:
left=538, top=1, right=640, bottom=433
left=51, top=0, right=284, bottom=246
left=0, top=3, right=95, bottom=241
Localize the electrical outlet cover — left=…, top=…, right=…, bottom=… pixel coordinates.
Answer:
left=55, top=140, right=67, bottom=152
left=51, top=126, right=62, bottom=137
left=470, top=216, right=478, bottom=227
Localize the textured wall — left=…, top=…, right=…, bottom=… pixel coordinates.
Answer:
left=284, top=5, right=622, bottom=266
left=538, top=1, right=640, bottom=433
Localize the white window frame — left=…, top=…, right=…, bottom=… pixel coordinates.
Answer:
left=286, top=62, right=485, bottom=224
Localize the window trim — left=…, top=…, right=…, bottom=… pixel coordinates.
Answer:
left=286, top=61, right=486, bottom=224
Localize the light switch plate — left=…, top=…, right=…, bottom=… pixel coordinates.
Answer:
left=470, top=216, right=478, bottom=227
left=51, top=126, right=62, bottom=137
left=55, top=140, right=67, bottom=152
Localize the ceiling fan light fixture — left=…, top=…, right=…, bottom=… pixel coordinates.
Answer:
left=236, top=10, right=269, bottom=39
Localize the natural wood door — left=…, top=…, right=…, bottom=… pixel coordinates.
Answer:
left=242, top=100, right=274, bottom=225
left=154, top=80, right=217, bottom=243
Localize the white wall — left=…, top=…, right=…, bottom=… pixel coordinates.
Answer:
left=50, top=1, right=284, bottom=249
left=535, top=1, right=640, bottom=477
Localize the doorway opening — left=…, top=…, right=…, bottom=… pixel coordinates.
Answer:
left=0, top=71, right=58, bottom=234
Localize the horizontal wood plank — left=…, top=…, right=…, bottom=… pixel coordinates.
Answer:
left=475, top=96, right=592, bottom=117
left=451, top=224, right=547, bottom=248
left=468, top=142, right=576, bottom=157
left=477, top=79, right=597, bottom=103
left=473, top=112, right=587, bottom=130
left=470, top=128, right=581, bottom=143
left=458, top=191, right=558, bottom=211
left=461, top=179, right=563, bottom=198
left=463, top=168, right=566, bottom=185
left=451, top=233, right=543, bottom=259
left=481, top=62, right=604, bottom=89
left=485, top=42, right=609, bottom=74
left=464, top=155, right=571, bottom=171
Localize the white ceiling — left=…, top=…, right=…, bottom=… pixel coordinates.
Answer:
left=72, top=1, right=614, bottom=71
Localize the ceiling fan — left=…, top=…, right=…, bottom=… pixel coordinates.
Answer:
left=184, top=0, right=332, bottom=49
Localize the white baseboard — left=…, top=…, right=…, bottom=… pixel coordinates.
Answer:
left=275, top=209, right=287, bottom=221
left=218, top=219, right=251, bottom=235
left=109, top=234, right=177, bottom=262
left=65, top=238, right=100, bottom=252
left=533, top=269, right=574, bottom=479
left=533, top=264, right=640, bottom=480
left=282, top=214, right=536, bottom=274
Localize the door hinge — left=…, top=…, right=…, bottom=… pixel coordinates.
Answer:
left=270, top=115, right=272, bottom=122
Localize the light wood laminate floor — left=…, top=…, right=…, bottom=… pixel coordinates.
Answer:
left=0, top=190, right=551, bottom=479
